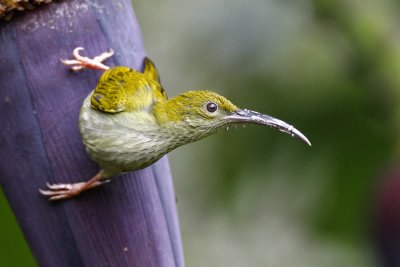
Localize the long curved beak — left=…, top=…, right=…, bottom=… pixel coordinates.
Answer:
left=225, top=109, right=311, bottom=146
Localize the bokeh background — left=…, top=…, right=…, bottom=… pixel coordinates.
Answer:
left=2, top=0, right=400, bottom=266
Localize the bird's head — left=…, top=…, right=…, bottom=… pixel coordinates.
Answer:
left=154, top=90, right=311, bottom=146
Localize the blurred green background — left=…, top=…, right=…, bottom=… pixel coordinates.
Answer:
left=2, top=0, right=400, bottom=266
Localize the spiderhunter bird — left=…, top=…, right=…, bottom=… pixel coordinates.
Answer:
left=39, top=47, right=311, bottom=200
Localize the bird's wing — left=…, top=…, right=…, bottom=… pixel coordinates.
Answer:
left=90, top=59, right=167, bottom=113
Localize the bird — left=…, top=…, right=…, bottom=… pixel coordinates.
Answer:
left=39, top=47, right=311, bottom=201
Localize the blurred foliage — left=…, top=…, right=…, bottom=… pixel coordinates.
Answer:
left=0, top=189, right=36, bottom=266
left=2, top=0, right=400, bottom=266
left=133, top=0, right=400, bottom=266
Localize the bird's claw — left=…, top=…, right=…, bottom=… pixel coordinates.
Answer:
left=60, top=47, right=114, bottom=71
left=39, top=180, right=111, bottom=201
left=44, top=182, right=72, bottom=190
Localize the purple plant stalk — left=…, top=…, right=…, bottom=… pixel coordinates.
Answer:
left=0, top=1, right=184, bottom=266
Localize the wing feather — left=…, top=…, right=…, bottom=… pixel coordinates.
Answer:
left=90, top=59, right=167, bottom=113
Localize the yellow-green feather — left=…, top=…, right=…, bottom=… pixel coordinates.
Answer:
left=90, top=58, right=167, bottom=113
left=81, top=61, right=242, bottom=177
left=153, top=90, right=238, bottom=124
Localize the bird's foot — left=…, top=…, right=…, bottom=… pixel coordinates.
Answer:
left=39, top=179, right=110, bottom=201
left=60, top=47, right=114, bottom=71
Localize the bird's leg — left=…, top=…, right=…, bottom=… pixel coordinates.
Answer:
left=60, top=47, right=114, bottom=71
left=39, top=170, right=110, bottom=201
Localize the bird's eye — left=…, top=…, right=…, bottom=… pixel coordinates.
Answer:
left=206, top=102, right=218, bottom=113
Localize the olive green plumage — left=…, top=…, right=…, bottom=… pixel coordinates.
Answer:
left=41, top=53, right=310, bottom=200
left=79, top=58, right=311, bottom=180
left=79, top=59, right=241, bottom=178
left=90, top=59, right=167, bottom=113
